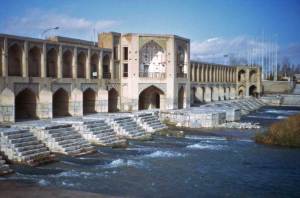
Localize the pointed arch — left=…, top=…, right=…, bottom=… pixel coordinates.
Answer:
left=108, top=88, right=119, bottom=112
left=83, top=88, right=96, bottom=114
left=77, top=51, right=86, bottom=78
left=139, top=85, right=165, bottom=110
left=90, top=53, right=99, bottom=79
left=15, top=88, right=37, bottom=120
left=8, top=43, right=22, bottom=76
left=62, top=50, right=72, bottom=78
left=28, top=46, right=41, bottom=77
left=53, top=88, right=70, bottom=117
left=46, top=48, right=58, bottom=77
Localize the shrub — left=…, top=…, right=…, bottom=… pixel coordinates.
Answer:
left=255, top=114, right=300, bottom=147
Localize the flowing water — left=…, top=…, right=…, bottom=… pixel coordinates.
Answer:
left=1, top=106, right=300, bottom=197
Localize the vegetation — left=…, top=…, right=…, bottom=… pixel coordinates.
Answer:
left=255, top=114, right=300, bottom=147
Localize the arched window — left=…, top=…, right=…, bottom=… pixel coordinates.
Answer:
left=90, top=53, right=99, bottom=79
left=139, top=40, right=166, bottom=77
left=8, top=43, right=22, bottom=76
left=62, top=50, right=72, bottom=78
left=77, top=51, right=86, bottom=78
left=102, top=54, right=111, bottom=79
left=46, top=48, right=58, bottom=77
left=28, top=46, right=41, bottom=77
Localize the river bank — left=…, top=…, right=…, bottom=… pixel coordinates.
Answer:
left=0, top=180, right=116, bottom=198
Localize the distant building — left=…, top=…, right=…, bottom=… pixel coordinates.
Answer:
left=294, top=74, right=300, bottom=83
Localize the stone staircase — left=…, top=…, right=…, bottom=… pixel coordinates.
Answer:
left=0, top=128, right=54, bottom=166
left=112, top=116, right=151, bottom=140
left=73, top=119, right=127, bottom=147
left=0, top=155, right=13, bottom=176
left=31, top=123, right=95, bottom=156
left=135, top=113, right=167, bottom=133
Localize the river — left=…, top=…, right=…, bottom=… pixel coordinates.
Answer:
left=1, top=106, right=300, bottom=197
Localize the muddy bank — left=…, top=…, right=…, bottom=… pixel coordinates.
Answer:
left=0, top=180, right=118, bottom=198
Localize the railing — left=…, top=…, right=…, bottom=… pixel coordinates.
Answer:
left=139, top=72, right=166, bottom=79
left=103, top=72, right=111, bottom=79
left=176, top=73, right=187, bottom=78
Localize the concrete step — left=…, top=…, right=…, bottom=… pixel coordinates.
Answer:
left=0, top=129, right=28, bottom=136
left=4, top=131, right=33, bottom=139
left=87, top=125, right=111, bottom=131
left=15, top=143, right=45, bottom=152
left=53, top=133, right=82, bottom=142
left=47, top=127, right=74, bottom=134
left=20, top=151, right=51, bottom=161
left=9, top=136, right=37, bottom=144
left=49, top=130, right=76, bottom=138
left=13, top=140, right=42, bottom=148
left=63, top=142, right=91, bottom=152
left=92, top=129, right=115, bottom=135
left=17, top=147, right=48, bottom=157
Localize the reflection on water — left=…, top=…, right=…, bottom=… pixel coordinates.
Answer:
left=3, top=106, right=300, bottom=197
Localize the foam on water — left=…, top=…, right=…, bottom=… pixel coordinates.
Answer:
left=186, top=143, right=225, bottom=150
left=265, top=109, right=300, bottom=114
left=247, top=115, right=279, bottom=120
left=276, top=115, right=288, bottom=119
left=62, top=181, right=75, bottom=187
left=38, top=179, right=50, bottom=186
left=104, top=159, right=144, bottom=168
left=55, top=170, right=92, bottom=178
left=143, top=150, right=186, bottom=158
left=185, top=135, right=227, bottom=141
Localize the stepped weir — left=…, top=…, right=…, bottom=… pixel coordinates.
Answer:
left=0, top=127, right=55, bottom=166
left=0, top=111, right=167, bottom=168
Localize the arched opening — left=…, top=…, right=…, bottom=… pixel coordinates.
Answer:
left=15, top=88, right=37, bottom=121
left=249, top=70, right=257, bottom=82
left=225, top=87, right=230, bottom=100
left=102, top=54, right=111, bottom=79
left=190, top=87, right=197, bottom=105
left=230, top=87, right=236, bottom=99
left=249, top=85, right=258, bottom=97
left=62, top=50, right=72, bottom=78
left=90, top=53, right=99, bottom=79
left=47, top=48, right=57, bottom=77
left=140, top=41, right=166, bottom=77
left=83, top=88, right=96, bottom=114
left=77, top=51, right=86, bottom=78
left=178, top=86, right=185, bottom=109
left=212, top=87, right=219, bottom=101
left=238, top=70, right=246, bottom=82
left=201, top=87, right=205, bottom=102
left=139, top=86, right=164, bottom=110
left=219, top=87, right=225, bottom=100
left=53, top=88, right=70, bottom=117
left=204, top=87, right=212, bottom=102
left=238, top=90, right=244, bottom=98
left=8, top=43, right=22, bottom=76
left=238, top=86, right=245, bottom=98
left=28, top=46, right=41, bottom=77
left=108, top=88, right=119, bottom=112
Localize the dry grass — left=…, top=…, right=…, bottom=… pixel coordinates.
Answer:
left=255, top=114, right=300, bottom=147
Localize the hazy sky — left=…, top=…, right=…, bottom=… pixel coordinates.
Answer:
left=1, top=0, right=299, bottom=64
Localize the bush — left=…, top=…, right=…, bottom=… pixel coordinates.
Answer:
left=255, top=114, right=300, bottom=147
